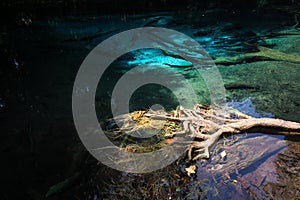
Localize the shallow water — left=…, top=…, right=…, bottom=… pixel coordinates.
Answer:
left=1, top=8, right=300, bottom=200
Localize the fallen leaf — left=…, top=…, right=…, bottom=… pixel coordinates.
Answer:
left=185, top=165, right=196, bottom=176
left=131, top=111, right=146, bottom=120
left=164, top=139, right=174, bottom=144
left=220, top=150, right=227, bottom=158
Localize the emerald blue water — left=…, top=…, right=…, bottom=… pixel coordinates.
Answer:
left=1, top=12, right=300, bottom=199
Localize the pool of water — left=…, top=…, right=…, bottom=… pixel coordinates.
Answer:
left=1, top=6, right=300, bottom=200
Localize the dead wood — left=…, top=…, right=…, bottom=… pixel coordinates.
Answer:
left=143, top=104, right=300, bottom=160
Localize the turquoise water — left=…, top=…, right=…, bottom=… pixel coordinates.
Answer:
left=1, top=11, right=300, bottom=199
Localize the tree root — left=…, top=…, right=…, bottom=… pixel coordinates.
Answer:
left=144, top=104, right=300, bottom=160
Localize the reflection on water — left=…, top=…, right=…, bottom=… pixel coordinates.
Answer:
left=193, top=98, right=284, bottom=199
left=227, top=98, right=273, bottom=118
left=196, top=135, right=286, bottom=199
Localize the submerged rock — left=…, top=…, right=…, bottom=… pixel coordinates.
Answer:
left=127, top=49, right=192, bottom=68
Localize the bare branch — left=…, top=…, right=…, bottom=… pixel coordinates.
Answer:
left=113, top=105, right=300, bottom=161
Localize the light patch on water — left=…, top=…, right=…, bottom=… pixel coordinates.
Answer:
left=127, top=49, right=192, bottom=67
left=227, top=97, right=273, bottom=118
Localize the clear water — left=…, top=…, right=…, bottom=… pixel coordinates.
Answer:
left=1, top=9, right=300, bottom=200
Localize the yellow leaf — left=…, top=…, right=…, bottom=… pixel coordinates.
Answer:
left=185, top=165, right=196, bottom=176
left=174, top=173, right=181, bottom=178
left=131, top=111, right=146, bottom=120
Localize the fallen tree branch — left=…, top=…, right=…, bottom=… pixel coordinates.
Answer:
left=117, top=104, right=300, bottom=161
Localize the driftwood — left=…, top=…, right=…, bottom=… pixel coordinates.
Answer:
left=143, top=104, right=300, bottom=161
left=214, top=46, right=300, bottom=65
